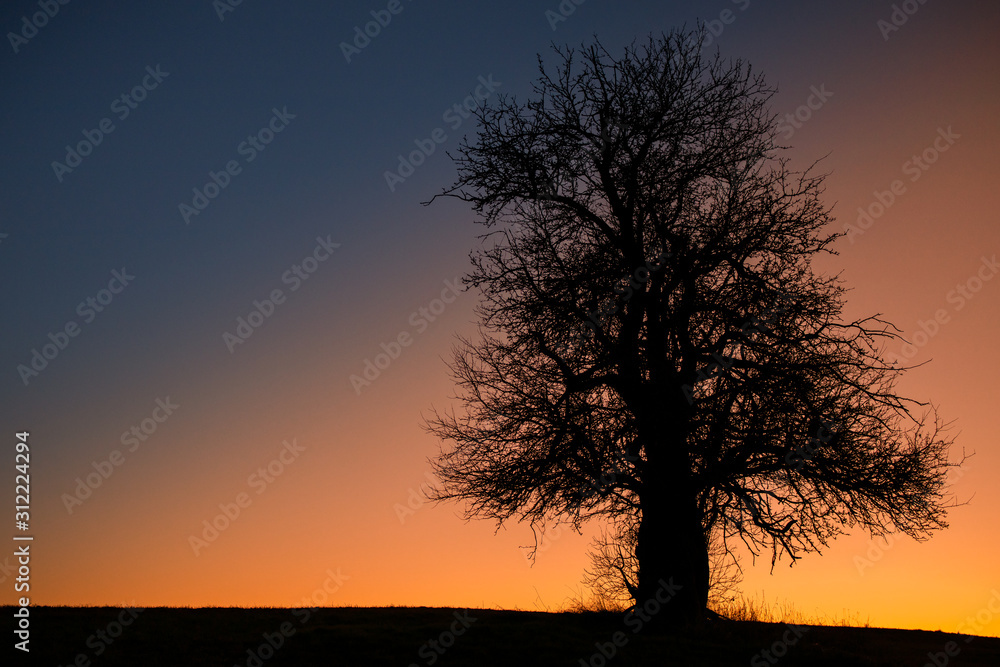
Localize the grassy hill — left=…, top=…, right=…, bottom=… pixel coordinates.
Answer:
left=6, top=605, right=999, bottom=666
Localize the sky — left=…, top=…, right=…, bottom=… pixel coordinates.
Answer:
left=1, top=0, right=998, bottom=639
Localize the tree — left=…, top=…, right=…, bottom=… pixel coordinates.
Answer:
left=422, top=28, right=961, bottom=628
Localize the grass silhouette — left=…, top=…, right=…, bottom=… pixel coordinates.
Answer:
left=13, top=603, right=1000, bottom=666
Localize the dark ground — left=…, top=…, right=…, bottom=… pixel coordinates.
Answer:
left=6, top=606, right=999, bottom=666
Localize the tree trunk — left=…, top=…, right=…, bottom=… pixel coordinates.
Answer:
left=634, top=388, right=709, bottom=631
left=635, top=477, right=709, bottom=630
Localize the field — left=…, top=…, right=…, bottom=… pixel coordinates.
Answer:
left=7, top=605, right=1000, bottom=666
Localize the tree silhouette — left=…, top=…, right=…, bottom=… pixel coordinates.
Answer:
left=423, top=28, right=961, bottom=627
left=583, top=516, right=744, bottom=613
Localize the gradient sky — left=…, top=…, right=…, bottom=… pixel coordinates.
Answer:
left=1, top=0, right=998, bottom=639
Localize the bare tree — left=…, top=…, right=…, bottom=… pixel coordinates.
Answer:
left=423, top=28, right=961, bottom=627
